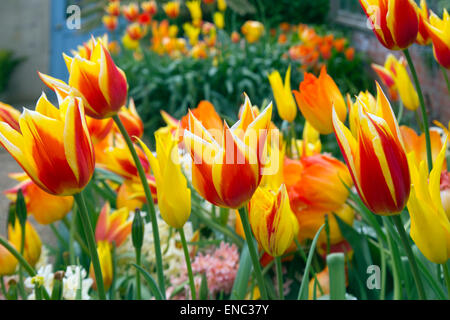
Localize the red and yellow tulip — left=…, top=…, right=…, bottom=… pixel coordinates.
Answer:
left=4, top=173, right=74, bottom=225
left=332, top=83, right=410, bottom=215
left=39, top=37, right=128, bottom=119
left=8, top=221, right=41, bottom=267
left=424, top=9, right=450, bottom=69
left=164, top=1, right=180, bottom=19
left=105, top=1, right=120, bottom=16
left=0, top=102, right=20, bottom=132
left=407, top=138, right=450, bottom=263
left=372, top=54, right=419, bottom=111
left=268, top=65, right=297, bottom=122
left=96, top=134, right=150, bottom=181
left=183, top=95, right=272, bottom=209
left=248, top=184, right=299, bottom=257
left=416, top=0, right=432, bottom=45
left=359, top=0, right=419, bottom=50
left=0, top=93, right=94, bottom=196
left=122, top=3, right=140, bottom=22
left=102, top=15, right=118, bottom=31
left=95, top=203, right=132, bottom=247
left=138, top=131, right=191, bottom=229
left=293, top=66, right=347, bottom=134
left=115, top=99, right=144, bottom=139
left=142, top=1, right=158, bottom=15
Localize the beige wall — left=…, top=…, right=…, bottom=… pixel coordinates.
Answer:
left=0, top=0, right=51, bottom=105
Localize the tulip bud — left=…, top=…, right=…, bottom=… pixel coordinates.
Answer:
left=132, top=209, right=144, bottom=250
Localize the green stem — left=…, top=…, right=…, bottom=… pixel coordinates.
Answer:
left=441, top=65, right=450, bottom=95
left=443, top=263, right=450, bottom=300
left=403, top=48, right=432, bottom=171
left=392, top=215, right=426, bottom=300
left=383, top=219, right=401, bottom=300
left=397, top=100, right=404, bottom=125
left=275, top=256, right=284, bottom=300
left=113, top=115, right=166, bottom=297
left=0, top=276, right=6, bottom=297
left=62, top=216, right=89, bottom=255
left=238, top=206, right=268, bottom=300
left=73, top=192, right=106, bottom=300
left=179, top=228, right=196, bottom=300
left=135, top=247, right=142, bottom=300
left=69, top=210, right=76, bottom=265
left=18, top=223, right=26, bottom=299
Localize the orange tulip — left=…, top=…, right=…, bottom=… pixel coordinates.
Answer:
left=359, top=0, right=419, bottom=50
left=4, top=172, right=74, bottom=225
left=115, top=99, right=144, bottom=139
left=126, top=23, right=146, bottom=41
left=39, top=37, right=128, bottom=119
left=308, top=267, right=330, bottom=299
left=345, top=47, right=355, bottom=61
left=0, top=93, right=94, bottom=196
left=116, top=179, right=155, bottom=211
left=231, top=31, right=241, bottom=43
left=293, top=66, right=347, bottom=134
left=95, top=203, right=132, bottom=247
left=183, top=95, right=272, bottom=208
left=332, top=83, right=410, bottom=215
left=8, top=221, right=41, bottom=267
left=181, top=100, right=223, bottom=138
left=0, top=102, right=20, bottom=132
left=284, top=154, right=352, bottom=214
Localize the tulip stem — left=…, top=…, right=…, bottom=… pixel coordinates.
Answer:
left=135, top=247, right=142, bottom=300
left=275, top=256, right=284, bottom=300
left=179, top=228, right=196, bottom=300
left=391, top=215, right=426, bottom=300
left=403, top=49, right=433, bottom=171
left=441, top=66, right=450, bottom=95
left=73, top=192, right=106, bottom=300
left=113, top=114, right=166, bottom=298
left=442, top=263, right=450, bottom=299
left=18, top=223, right=26, bottom=300
left=237, top=206, right=268, bottom=300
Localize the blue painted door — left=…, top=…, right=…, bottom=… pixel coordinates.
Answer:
left=50, top=0, right=108, bottom=80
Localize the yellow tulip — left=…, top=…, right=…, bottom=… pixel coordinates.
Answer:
left=268, top=65, right=297, bottom=122
left=213, top=12, right=225, bottom=29
left=0, top=241, right=18, bottom=275
left=8, top=221, right=41, bottom=267
left=248, top=184, right=299, bottom=257
left=137, top=131, right=191, bottom=229
left=406, top=137, right=450, bottom=263
left=218, top=0, right=227, bottom=11
left=393, top=60, right=419, bottom=111
left=186, top=0, right=202, bottom=27
left=91, top=241, right=113, bottom=291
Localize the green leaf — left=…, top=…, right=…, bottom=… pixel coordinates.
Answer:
left=297, top=224, right=325, bottom=300
left=327, top=253, right=346, bottom=300
left=131, top=264, right=164, bottom=300
left=230, top=243, right=252, bottom=300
